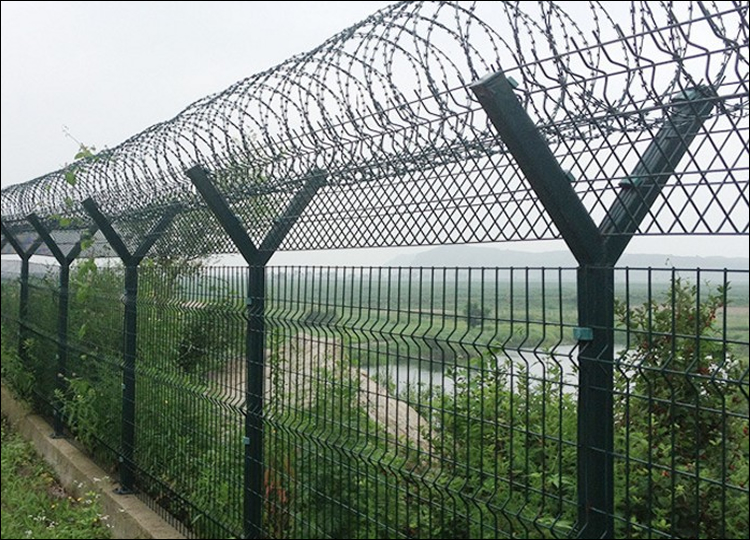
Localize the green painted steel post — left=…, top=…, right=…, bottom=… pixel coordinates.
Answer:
left=120, top=264, right=138, bottom=491
left=186, top=165, right=324, bottom=539
left=472, top=70, right=714, bottom=538
left=2, top=225, right=43, bottom=367
left=26, top=214, right=95, bottom=438
left=245, top=264, right=265, bottom=539
left=19, top=254, right=31, bottom=363
left=54, top=262, right=71, bottom=436
left=471, top=72, right=614, bottom=536
left=186, top=166, right=265, bottom=539
left=81, top=198, right=178, bottom=494
left=576, top=266, right=615, bottom=537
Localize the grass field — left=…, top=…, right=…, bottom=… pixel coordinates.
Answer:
left=264, top=269, right=750, bottom=364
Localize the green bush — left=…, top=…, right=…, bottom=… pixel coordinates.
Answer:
left=176, top=305, right=235, bottom=374
left=614, top=279, right=749, bottom=538
left=265, top=363, right=423, bottom=539
left=0, top=337, right=34, bottom=400
left=426, top=358, right=577, bottom=539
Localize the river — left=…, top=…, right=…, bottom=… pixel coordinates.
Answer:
left=365, top=345, right=580, bottom=396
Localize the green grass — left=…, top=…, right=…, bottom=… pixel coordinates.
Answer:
left=0, top=419, right=112, bottom=540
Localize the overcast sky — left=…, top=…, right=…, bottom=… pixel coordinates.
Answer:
left=0, top=1, right=393, bottom=186
left=1, top=1, right=747, bottom=264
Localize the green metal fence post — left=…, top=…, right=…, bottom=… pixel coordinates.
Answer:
left=1, top=221, right=43, bottom=368
left=187, top=165, right=325, bottom=539
left=245, top=264, right=264, bottom=537
left=19, top=256, right=31, bottom=358
left=575, top=265, right=615, bottom=536
left=471, top=72, right=613, bottom=535
left=27, top=214, right=95, bottom=437
left=56, top=261, right=70, bottom=436
left=81, top=199, right=178, bottom=493
left=472, top=70, right=715, bottom=538
left=121, top=261, right=138, bottom=490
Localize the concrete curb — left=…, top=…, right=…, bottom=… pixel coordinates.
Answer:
left=2, top=385, right=185, bottom=539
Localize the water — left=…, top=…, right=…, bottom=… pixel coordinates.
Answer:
left=365, top=345, right=579, bottom=396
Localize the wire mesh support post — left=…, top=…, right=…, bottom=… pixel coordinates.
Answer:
left=472, top=70, right=714, bottom=538
left=186, top=164, right=325, bottom=539
left=245, top=264, right=265, bottom=540
left=81, top=198, right=178, bottom=494
left=1, top=220, right=44, bottom=368
left=470, top=71, right=603, bottom=264
left=600, top=87, right=716, bottom=261
left=576, top=265, right=614, bottom=537
left=26, top=214, right=96, bottom=437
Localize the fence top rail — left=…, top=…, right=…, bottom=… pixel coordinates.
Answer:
left=1, top=1, right=748, bottom=257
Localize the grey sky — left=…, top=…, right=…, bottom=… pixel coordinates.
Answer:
left=1, top=1, right=392, bottom=186
left=1, top=1, right=747, bottom=265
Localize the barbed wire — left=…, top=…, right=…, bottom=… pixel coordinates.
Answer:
left=1, top=1, right=748, bottom=255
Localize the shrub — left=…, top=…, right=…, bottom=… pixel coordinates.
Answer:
left=614, top=279, right=748, bottom=538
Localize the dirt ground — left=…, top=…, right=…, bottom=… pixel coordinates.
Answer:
left=207, top=334, right=432, bottom=452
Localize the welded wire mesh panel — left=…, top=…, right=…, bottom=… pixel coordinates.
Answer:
left=64, top=261, right=124, bottom=467
left=612, top=267, right=749, bottom=539
left=264, top=265, right=580, bottom=538
left=134, top=265, right=248, bottom=538
left=2, top=262, right=747, bottom=538
left=23, top=267, right=60, bottom=418
left=0, top=268, right=21, bottom=353
left=1, top=264, right=25, bottom=395
left=1, top=1, right=747, bottom=254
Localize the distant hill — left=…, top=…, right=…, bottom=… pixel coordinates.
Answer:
left=387, top=245, right=577, bottom=268
left=385, top=245, right=749, bottom=276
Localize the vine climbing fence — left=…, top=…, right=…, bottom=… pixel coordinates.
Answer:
left=1, top=1, right=748, bottom=539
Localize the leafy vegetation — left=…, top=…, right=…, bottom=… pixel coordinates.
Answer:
left=614, top=279, right=749, bottom=538
left=463, top=300, right=491, bottom=328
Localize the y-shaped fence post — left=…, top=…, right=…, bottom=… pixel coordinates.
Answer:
left=1, top=220, right=44, bottom=366
left=26, top=214, right=97, bottom=437
left=186, top=165, right=325, bottom=539
left=80, top=199, right=179, bottom=493
left=472, top=71, right=714, bottom=538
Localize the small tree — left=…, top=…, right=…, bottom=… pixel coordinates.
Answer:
left=464, top=300, right=491, bottom=328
